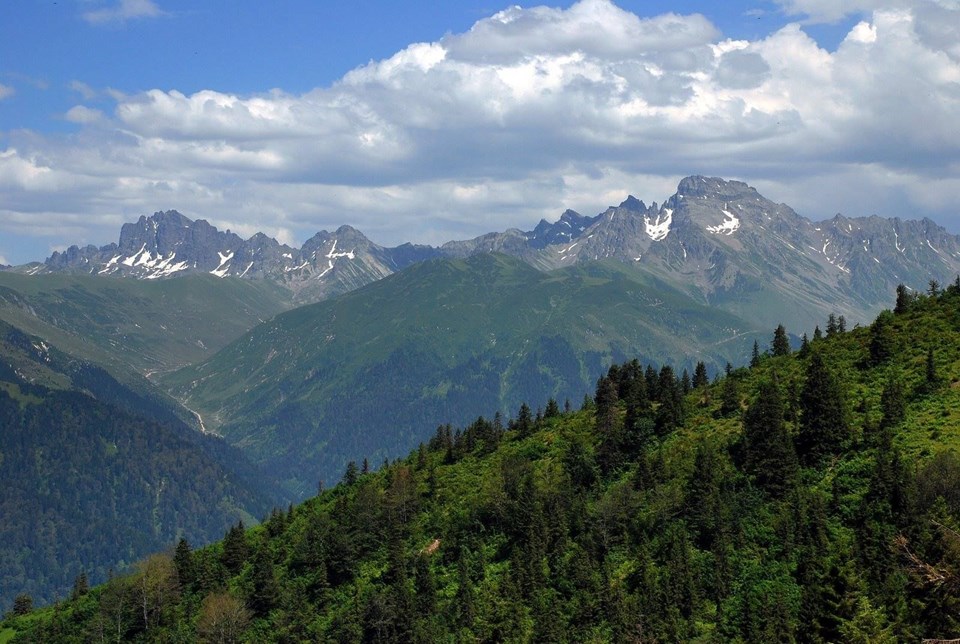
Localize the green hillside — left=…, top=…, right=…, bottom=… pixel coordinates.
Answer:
left=0, top=272, right=290, bottom=377
left=8, top=282, right=960, bottom=640
left=165, top=253, right=764, bottom=496
left=0, top=321, right=290, bottom=611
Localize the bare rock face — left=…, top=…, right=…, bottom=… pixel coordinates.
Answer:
left=29, top=177, right=960, bottom=326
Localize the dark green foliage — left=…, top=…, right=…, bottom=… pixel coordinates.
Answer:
left=742, top=379, right=798, bottom=498
left=12, top=284, right=960, bottom=642
left=693, top=361, right=709, bottom=388
left=869, top=309, right=896, bottom=366
left=720, top=371, right=740, bottom=417
left=895, top=283, right=914, bottom=313
left=772, top=324, right=791, bottom=356
left=0, top=369, right=278, bottom=612
left=11, top=594, right=32, bottom=616
left=797, top=352, right=849, bottom=466
left=751, top=339, right=761, bottom=367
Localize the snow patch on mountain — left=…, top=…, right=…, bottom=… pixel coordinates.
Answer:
left=707, top=209, right=740, bottom=235
left=644, top=208, right=672, bottom=241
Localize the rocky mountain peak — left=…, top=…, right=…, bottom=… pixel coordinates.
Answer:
left=618, top=195, right=646, bottom=211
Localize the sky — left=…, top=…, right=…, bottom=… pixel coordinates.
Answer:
left=1, top=0, right=958, bottom=266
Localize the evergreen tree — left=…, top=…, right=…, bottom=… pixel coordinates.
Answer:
left=71, top=571, right=89, bottom=601
left=751, top=340, right=761, bottom=367
left=720, top=373, right=740, bottom=417
left=894, top=283, right=912, bottom=313
left=173, top=538, right=195, bottom=593
left=924, top=346, right=940, bottom=392
left=544, top=398, right=560, bottom=419
left=342, top=461, right=359, bottom=486
left=838, top=315, right=847, bottom=333
left=869, top=310, right=896, bottom=366
left=742, top=379, right=798, bottom=498
left=220, top=522, right=250, bottom=575
left=813, top=325, right=823, bottom=341
left=692, top=361, right=709, bottom=389
left=680, top=369, right=692, bottom=395
left=516, top=402, right=534, bottom=436
left=12, top=593, right=33, bottom=616
left=771, top=324, right=791, bottom=356
left=797, top=352, right=849, bottom=466
left=826, top=313, right=839, bottom=336
left=799, top=333, right=810, bottom=358
left=879, top=376, right=906, bottom=429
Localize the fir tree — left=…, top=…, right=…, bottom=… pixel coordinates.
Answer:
left=742, top=379, right=798, bottom=498
left=693, top=361, right=709, bottom=389
left=771, top=324, right=791, bottom=356
left=720, top=373, right=739, bottom=417
left=869, top=310, right=896, bottom=366
left=516, top=402, right=534, bottom=436
left=797, top=352, right=849, bottom=466
left=826, top=314, right=839, bottom=336
left=544, top=398, right=560, bottom=419
left=813, top=325, right=823, bottom=341
left=751, top=340, right=761, bottom=367
left=799, top=333, right=810, bottom=357
left=70, top=571, right=89, bottom=601
left=894, top=283, right=913, bottom=313
left=173, top=538, right=195, bottom=591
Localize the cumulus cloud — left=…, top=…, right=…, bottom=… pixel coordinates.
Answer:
left=68, top=81, right=98, bottom=101
left=2, top=0, right=960, bottom=263
left=0, top=84, right=14, bottom=101
left=82, top=0, right=166, bottom=26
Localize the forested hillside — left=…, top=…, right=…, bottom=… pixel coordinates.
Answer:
left=0, top=322, right=288, bottom=611
left=6, top=282, right=960, bottom=641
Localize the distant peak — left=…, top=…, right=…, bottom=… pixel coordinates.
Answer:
left=149, top=210, right=193, bottom=226
left=676, top=175, right=756, bottom=200
left=618, top=195, right=645, bottom=211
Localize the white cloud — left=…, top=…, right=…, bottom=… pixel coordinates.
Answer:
left=0, top=84, right=14, bottom=101
left=3, top=0, right=960, bottom=261
left=65, top=105, right=104, bottom=124
left=68, top=80, right=98, bottom=101
left=0, top=254, right=9, bottom=266
left=82, top=0, right=166, bottom=26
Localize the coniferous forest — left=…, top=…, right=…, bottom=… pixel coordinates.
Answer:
left=5, top=283, right=960, bottom=641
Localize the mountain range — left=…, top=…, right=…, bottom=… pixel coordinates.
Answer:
left=4, top=174, right=960, bottom=607
left=20, top=175, right=960, bottom=330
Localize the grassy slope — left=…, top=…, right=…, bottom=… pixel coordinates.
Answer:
left=165, top=253, right=764, bottom=494
left=0, top=272, right=290, bottom=376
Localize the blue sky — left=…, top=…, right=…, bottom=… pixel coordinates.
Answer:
left=1, top=0, right=957, bottom=264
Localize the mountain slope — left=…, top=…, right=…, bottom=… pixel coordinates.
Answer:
left=0, top=321, right=290, bottom=611
left=0, top=272, right=290, bottom=376
left=8, top=284, right=960, bottom=641
left=164, top=253, right=762, bottom=496
left=20, top=177, right=960, bottom=329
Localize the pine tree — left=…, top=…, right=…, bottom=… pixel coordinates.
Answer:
left=692, top=361, right=709, bottom=389
left=544, top=398, right=560, bottom=419
left=869, top=310, right=896, bottom=366
left=516, top=402, right=534, bottom=436
left=879, top=377, right=906, bottom=430
left=751, top=340, right=761, bottom=367
left=894, top=283, right=911, bottom=313
left=12, top=593, right=33, bottom=616
left=220, top=521, right=250, bottom=575
left=342, top=461, right=359, bottom=486
left=925, top=346, right=939, bottom=392
left=826, top=314, right=839, bottom=336
left=173, top=538, right=195, bottom=592
left=771, top=324, right=790, bottom=356
left=743, top=379, right=798, bottom=498
left=797, top=352, right=849, bottom=466
left=813, top=325, right=823, bottom=341
left=680, top=369, right=692, bottom=395
left=71, top=571, right=89, bottom=601
left=720, top=373, right=739, bottom=417
left=799, top=333, right=810, bottom=357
